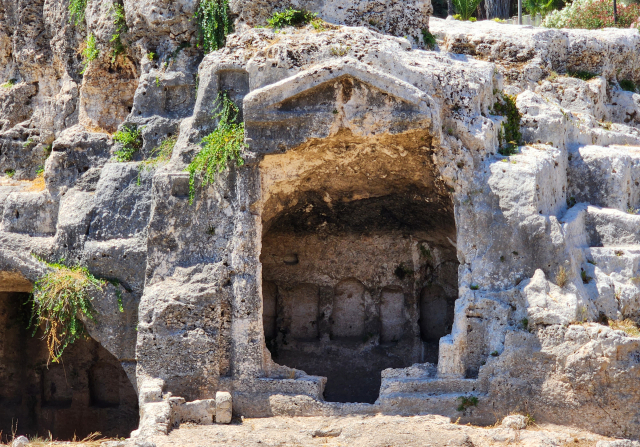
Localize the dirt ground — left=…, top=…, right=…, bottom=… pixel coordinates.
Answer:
left=2, top=415, right=629, bottom=447
left=148, top=415, right=618, bottom=447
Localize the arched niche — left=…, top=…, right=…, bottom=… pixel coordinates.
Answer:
left=256, top=134, right=458, bottom=403
left=0, top=291, right=139, bottom=440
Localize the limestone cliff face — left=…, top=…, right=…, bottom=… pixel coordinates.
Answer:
left=1, top=0, right=640, bottom=441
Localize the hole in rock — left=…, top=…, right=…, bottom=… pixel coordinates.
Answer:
left=0, top=292, right=139, bottom=441
left=260, top=132, right=458, bottom=404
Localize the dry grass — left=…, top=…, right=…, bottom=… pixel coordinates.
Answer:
left=556, top=265, right=569, bottom=288
left=1, top=432, right=112, bottom=447
left=609, top=319, right=640, bottom=337
left=25, top=174, right=45, bottom=192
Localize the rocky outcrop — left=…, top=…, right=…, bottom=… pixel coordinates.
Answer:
left=1, top=0, right=640, bottom=443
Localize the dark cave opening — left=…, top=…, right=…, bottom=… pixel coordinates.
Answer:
left=260, top=190, right=458, bottom=404
left=0, top=292, right=139, bottom=441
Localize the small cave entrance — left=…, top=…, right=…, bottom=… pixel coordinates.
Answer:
left=0, top=292, right=139, bottom=441
left=259, top=131, right=459, bottom=404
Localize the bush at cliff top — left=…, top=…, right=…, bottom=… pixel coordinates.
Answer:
left=544, top=0, right=640, bottom=29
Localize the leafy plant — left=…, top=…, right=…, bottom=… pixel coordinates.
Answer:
left=493, top=92, right=522, bottom=156
left=456, top=395, right=479, bottom=412
left=147, top=51, right=156, bottom=61
left=195, top=0, right=233, bottom=54
left=567, top=70, right=598, bottom=81
left=620, top=79, right=638, bottom=93
left=544, top=0, right=640, bottom=29
left=186, top=91, right=246, bottom=203
left=81, top=34, right=100, bottom=75
left=113, top=124, right=143, bottom=162
left=521, top=318, right=529, bottom=330
left=452, top=0, right=482, bottom=21
left=1, top=78, right=16, bottom=88
left=470, top=284, right=480, bottom=290
left=523, top=0, right=555, bottom=17
left=581, top=269, right=592, bottom=284
left=30, top=259, right=104, bottom=363
left=421, top=29, right=436, bottom=49
left=68, top=0, right=88, bottom=27
left=267, top=8, right=317, bottom=29
left=5, top=169, right=15, bottom=178
left=110, top=3, right=128, bottom=63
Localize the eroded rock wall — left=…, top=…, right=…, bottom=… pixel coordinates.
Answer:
left=1, top=0, right=640, bottom=442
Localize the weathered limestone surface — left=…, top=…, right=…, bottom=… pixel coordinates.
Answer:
left=1, top=1, right=640, bottom=443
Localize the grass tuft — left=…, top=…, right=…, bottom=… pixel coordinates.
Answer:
left=267, top=8, right=317, bottom=29
left=421, top=29, right=436, bottom=49
left=608, top=319, right=640, bottom=338
left=30, top=258, right=104, bottom=364
left=186, top=91, right=246, bottom=204
left=556, top=265, right=569, bottom=288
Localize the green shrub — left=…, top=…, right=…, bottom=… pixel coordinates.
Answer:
left=457, top=396, right=479, bottom=412
left=195, top=0, right=233, bottom=54
left=81, top=34, right=100, bottom=74
left=492, top=92, right=522, bottom=156
left=69, top=0, right=88, bottom=27
left=267, top=8, right=317, bottom=28
left=421, top=29, right=436, bottom=49
left=452, top=0, right=482, bottom=21
left=620, top=80, right=638, bottom=93
left=567, top=70, right=598, bottom=81
left=113, top=124, right=143, bottom=162
left=110, top=3, right=128, bottom=63
left=5, top=169, right=15, bottom=178
left=186, top=92, right=246, bottom=203
left=30, top=260, right=104, bottom=363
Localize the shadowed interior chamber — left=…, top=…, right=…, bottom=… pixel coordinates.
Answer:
left=0, top=292, right=139, bottom=441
